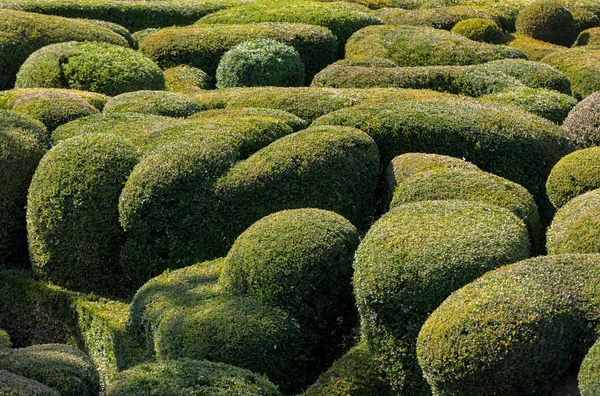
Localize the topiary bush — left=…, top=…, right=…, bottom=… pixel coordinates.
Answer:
left=0, top=330, right=11, bottom=350
left=0, top=110, right=48, bottom=147
left=575, top=26, right=600, bottom=46
left=0, top=129, right=46, bottom=268
left=216, top=39, right=305, bottom=88
left=0, top=88, right=109, bottom=113
left=506, top=33, right=566, bottom=61
left=190, top=107, right=308, bottom=131
left=0, top=9, right=127, bottom=90
left=480, top=58, right=572, bottom=94
left=83, top=19, right=135, bottom=48
left=354, top=200, right=531, bottom=393
left=27, top=134, right=139, bottom=295
left=451, top=17, right=505, bottom=43
left=417, top=254, right=600, bottom=395
left=0, top=344, right=100, bottom=396
left=163, top=65, right=212, bottom=92
left=546, top=147, right=600, bottom=208
left=374, top=6, right=501, bottom=30
left=138, top=23, right=338, bottom=82
left=572, top=8, right=600, bottom=31
left=515, top=0, right=579, bottom=46
left=561, top=92, right=600, bottom=147
left=345, top=25, right=525, bottom=67
left=15, top=42, right=165, bottom=96
left=579, top=338, right=600, bottom=396
left=103, top=91, right=204, bottom=118
left=106, top=359, right=281, bottom=396
left=541, top=46, right=600, bottom=99
left=547, top=189, right=600, bottom=254
left=0, top=370, right=58, bottom=395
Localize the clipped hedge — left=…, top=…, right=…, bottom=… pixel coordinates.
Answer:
left=138, top=23, right=338, bottom=81
left=561, top=92, right=600, bottom=148
left=345, top=25, right=525, bottom=67
left=0, top=370, right=58, bottom=396
left=451, top=17, right=505, bottom=43
left=354, top=200, right=530, bottom=393
left=27, top=134, right=139, bottom=295
left=515, top=0, right=579, bottom=46
left=417, top=254, right=600, bottom=394
left=580, top=338, right=600, bottom=396
left=0, top=88, right=109, bottom=113
left=542, top=47, right=600, bottom=99
left=547, top=147, right=600, bottom=208
left=0, top=129, right=46, bottom=267
left=575, top=26, right=600, bottom=46
left=0, top=110, right=48, bottom=146
left=374, top=6, right=501, bottom=30
left=197, top=0, right=382, bottom=45
left=190, top=107, right=308, bottom=131
left=163, top=65, right=212, bottom=92
left=0, top=344, right=100, bottom=396
left=216, top=39, right=305, bottom=88
left=0, top=330, right=10, bottom=350
left=547, top=189, right=600, bottom=254
left=106, top=359, right=281, bottom=396
left=16, top=41, right=165, bottom=96
left=506, top=33, right=566, bottom=61
left=103, top=91, right=204, bottom=118
left=0, top=9, right=127, bottom=90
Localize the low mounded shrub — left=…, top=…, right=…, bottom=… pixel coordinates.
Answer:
left=561, top=92, right=600, bottom=147
left=0, top=330, right=10, bottom=350
left=417, top=254, right=600, bottom=394
left=163, top=65, right=212, bottom=92
left=451, top=17, right=505, bottom=43
left=354, top=200, right=530, bottom=393
left=0, top=370, right=58, bottom=395
left=15, top=42, right=165, bottom=96
left=106, top=359, right=281, bottom=396
left=0, top=9, right=127, bottom=90
left=516, top=0, right=579, bottom=46
left=573, top=8, right=600, bottom=31
left=478, top=59, right=572, bottom=94
left=190, top=107, right=308, bottom=131
left=579, top=338, right=600, bottom=396
left=575, top=26, right=600, bottom=46
left=27, top=134, right=139, bottom=295
left=541, top=46, right=600, bottom=99
left=547, top=189, right=600, bottom=254
left=216, top=39, right=305, bottom=88
left=506, top=33, right=566, bottom=61
left=0, top=110, right=48, bottom=146
left=138, top=23, right=338, bottom=81
left=547, top=147, right=600, bottom=208
left=103, top=91, right=204, bottom=118
left=345, top=25, right=525, bottom=67
left=0, top=344, right=100, bottom=396
left=83, top=19, right=135, bottom=48
left=374, top=6, right=501, bottom=30
left=0, top=88, right=109, bottom=113
left=197, top=0, right=383, bottom=46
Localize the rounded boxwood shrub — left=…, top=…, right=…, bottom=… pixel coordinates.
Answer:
left=0, top=88, right=109, bottom=114
left=506, top=33, right=566, bottom=62
left=417, top=254, right=600, bottom=395
left=547, top=189, right=600, bottom=254
left=0, top=344, right=100, bottom=396
left=0, top=330, right=11, bottom=350
left=561, top=91, right=600, bottom=147
left=138, top=23, right=338, bottom=82
left=106, top=359, right=281, bottom=396
left=216, top=39, right=305, bottom=88
left=221, top=208, right=359, bottom=336
left=579, top=338, right=600, bottom=396
left=197, top=0, right=382, bottom=46
left=163, top=65, right=212, bottom=92
left=0, top=110, right=48, bottom=146
left=15, top=41, right=165, bottom=96
left=479, top=86, right=577, bottom=123
left=83, top=19, right=136, bottom=48
left=103, top=91, right=204, bottom=118
left=575, top=26, right=600, bottom=46
left=27, top=134, right=139, bottom=295
left=546, top=147, right=600, bottom=208
left=0, top=9, right=127, bottom=90
left=573, top=9, right=600, bottom=32
left=0, top=370, right=58, bottom=396
left=345, top=25, right=525, bottom=67
left=516, top=0, right=579, bottom=46
left=190, top=107, right=308, bottom=131
left=451, top=17, right=505, bottom=43
left=375, top=6, right=501, bottom=30
left=541, top=46, right=600, bottom=99
left=0, top=129, right=46, bottom=268
left=354, top=200, right=531, bottom=393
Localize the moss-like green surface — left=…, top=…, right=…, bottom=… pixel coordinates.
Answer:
left=547, top=147, right=600, bottom=208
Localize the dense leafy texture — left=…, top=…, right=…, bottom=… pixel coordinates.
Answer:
left=575, top=26, right=600, bottom=46
left=103, top=91, right=204, bottom=118
left=579, top=338, right=600, bottom=396
left=190, top=108, right=308, bottom=131
left=547, top=147, right=600, bottom=208
left=506, top=33, right=566, bottom=61
left=163, top=65, right=212, bottom=92
left=451, top=17, right=505, bottom=43
left=516, top=0, right=579, bottom=46
left=0, top=370, right=58, bottom=396
left=0, top=110, right=48, bottom=146
left=542, top=47, right=600, bottom=99
left=374, top=6, right=501, bottom=30
left=561, top=92, right=600, bottom=148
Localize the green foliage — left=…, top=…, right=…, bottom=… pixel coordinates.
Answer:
left=480, top=86, right=577, bottom=123
left=0, top=370, right=58, bottom=395
left=547, top=189, right=600, bottom=254
left=106, top=359, right=281, bottom=396
left=302, top=341, right=392, bottom=396
left=163, top=65, right=212, bottom=92
left=575, top=27, right=600, bottom=46
left=0, top=110, right=48, bottom=146
left=417, top=254, right=600, bottom=394
left=561, top=92, right=600, bottom=148
left=190, top=107, right=308, bottom=131
left=0, top=330, right=11, bottom=350
left=345, top=25, right=525, bottom=67
left=542, top=47, right=600, bottom=99
left=547, top=147, right=600, bottom=209
left=506, top=33, right=566, bottom=61
left=354, top=200, right=531, bottom=393
left=374, top=6, right=501, bottom=30
left=573, top=10, right=600, bottom=32
left=83, top=19, right=135, bottom=48
left=0, top=129, right=46, bottom=267
left=0, top=344, right=99, bottom=396
left=103, top=91, right=204, bottom=118
left=197, top=0, right=382, bottom=46
left=138, top=23, right=338, bottom=81
left=216, top=39, right=305, bottom=88
left=0, top=9, right=127, bottom=90
left=0, top=88, right=109, bottom=113
left=16, top=41, right=165, bottom=96
left=27, top=134, right=139, bottom=295
left=451, top=17, right=505, bottom=43
left=516, top=0, right=579, bottom=46
left=579, top=338, right=600, bottom=396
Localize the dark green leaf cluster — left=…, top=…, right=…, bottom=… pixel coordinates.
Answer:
left=0, top=110, right=48, bottom=146
left=163, top=65, right=212, bottom=92
left=375, top=6, right=501, bottom=30
left=579, top=338, right=600, bottom=396
left=547, top=147, right=600, bottom=208
left=103, top=91, right=205, bottom=118
left=574, top=26, right=600, bottom=46
left=0, top=370, right=58, bottom=395
left=451, top=17, right=505, bottom=43
left=516, top=0, right=579, bottom=46
left=190, top=107, right=308, bottom=131
left=0, top=329, right=11, bottom=350
left=542, top=47, right=600, bottom=99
